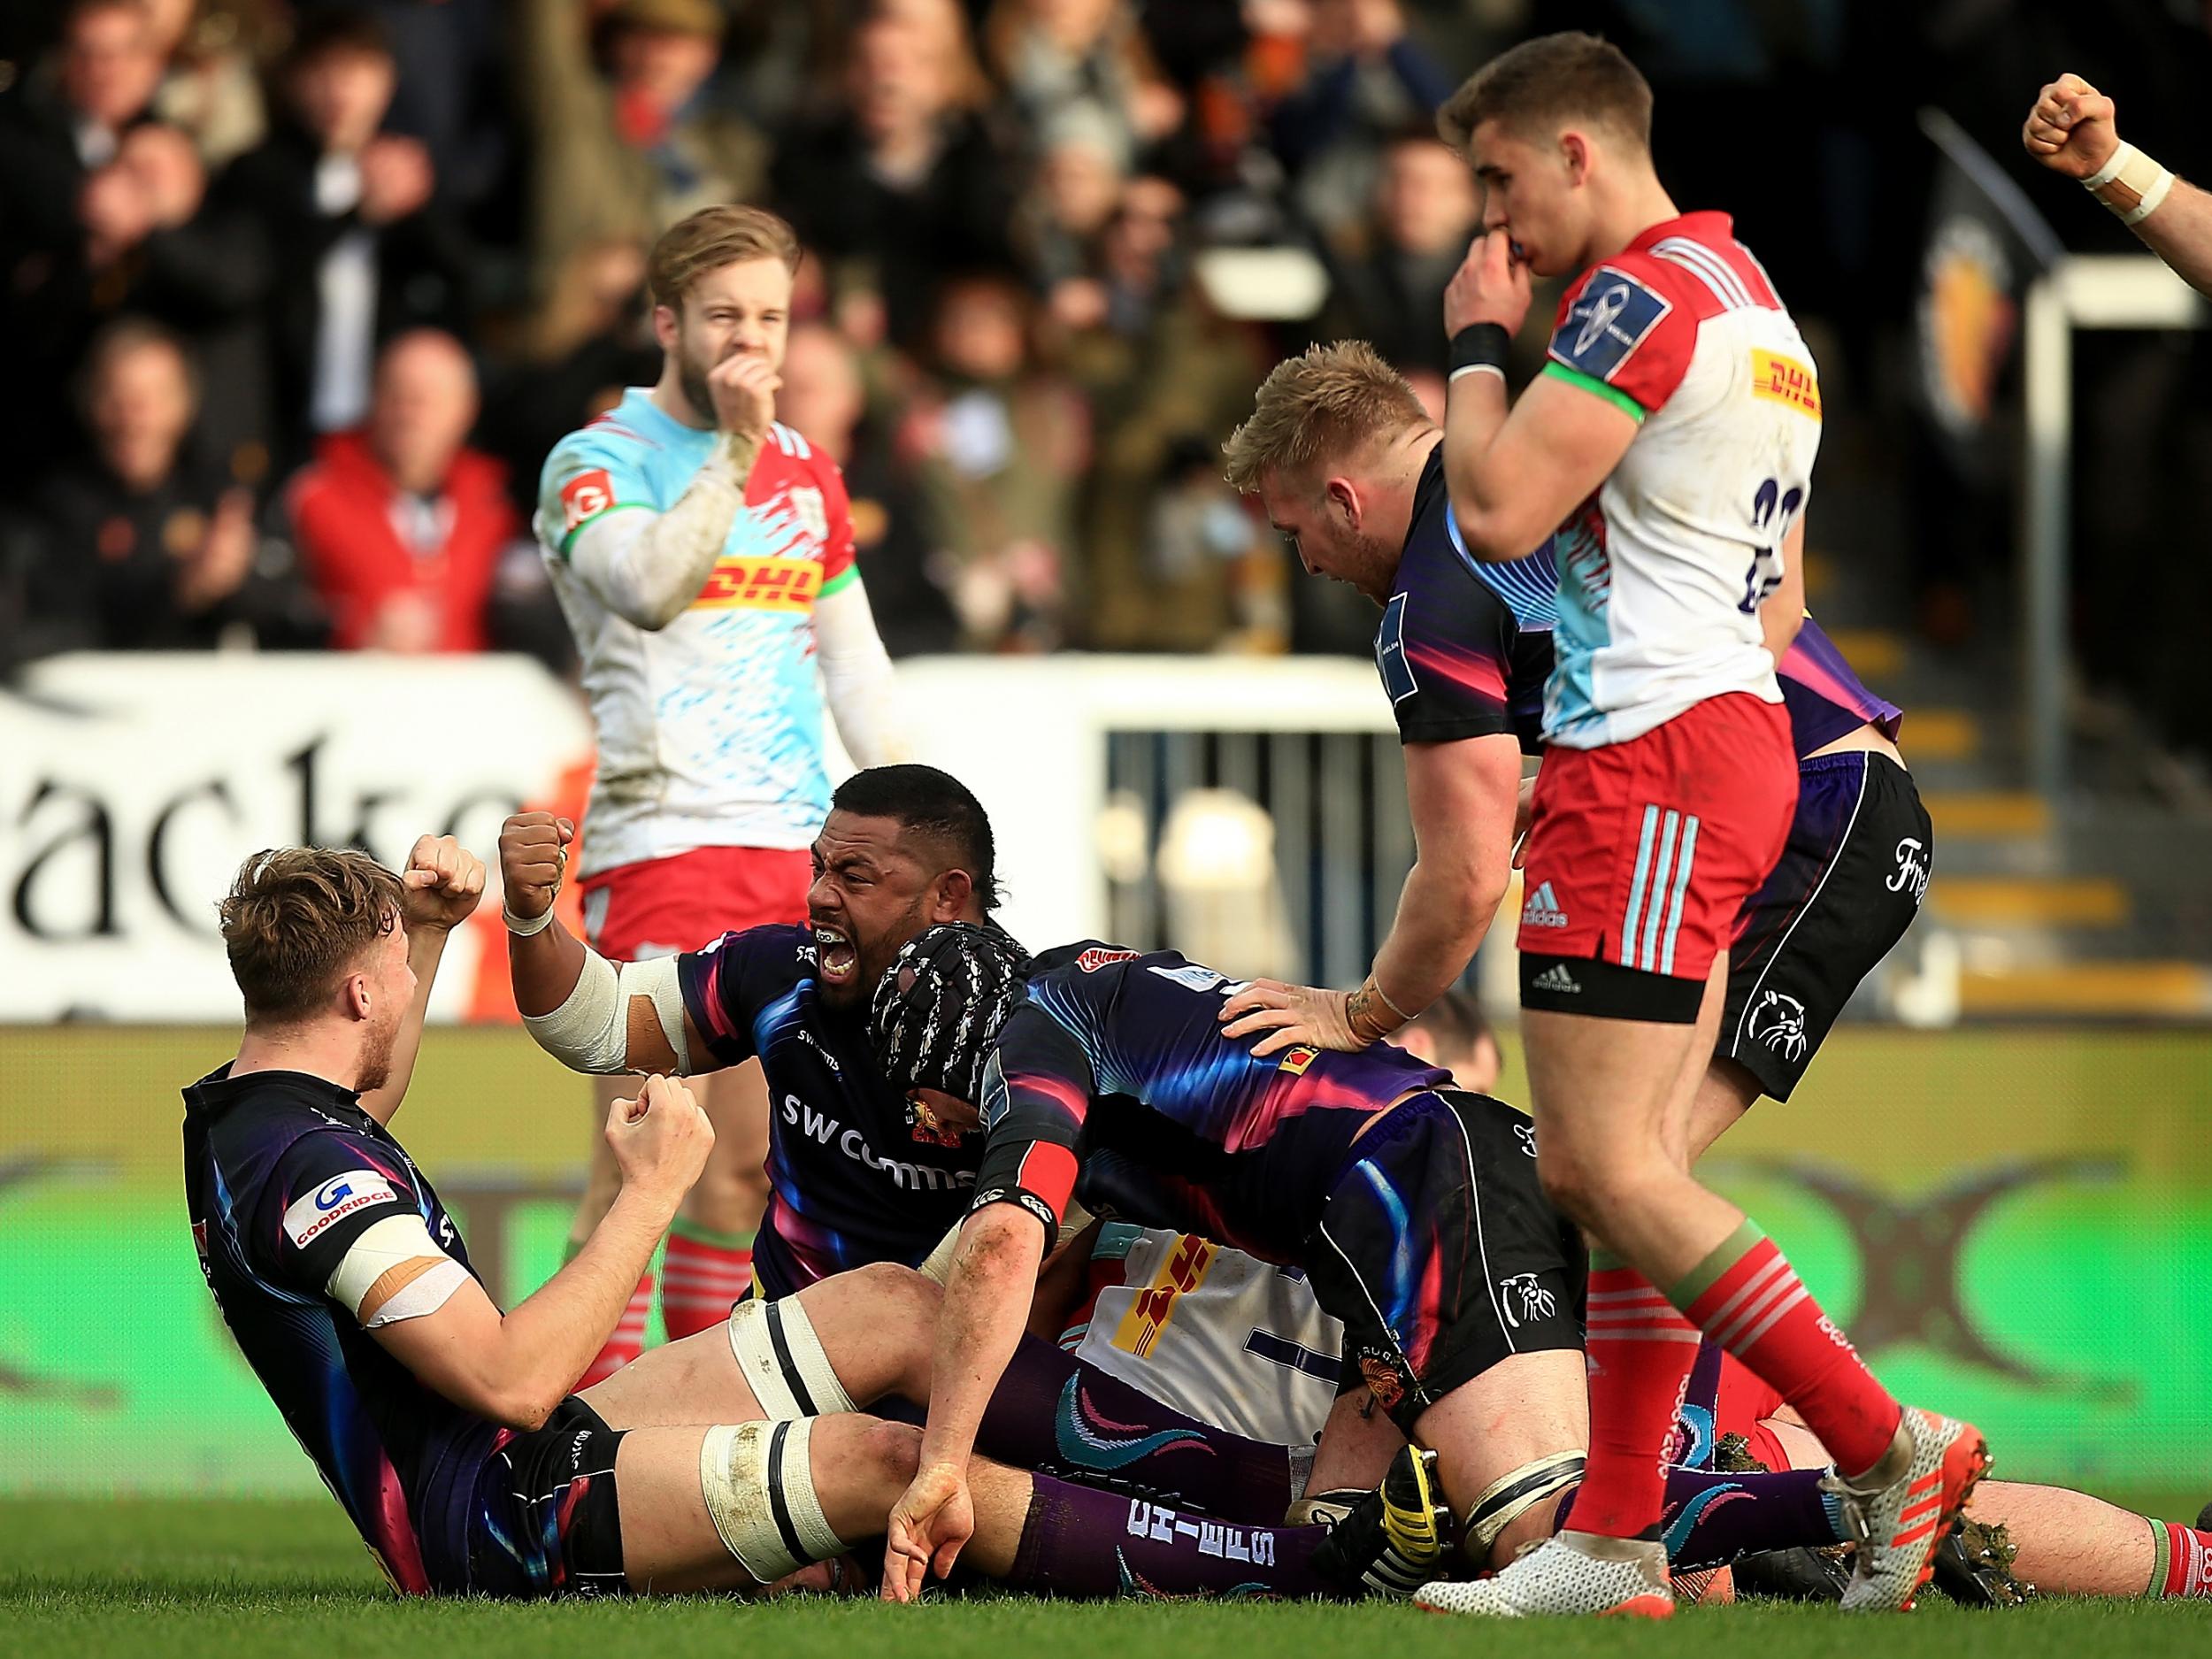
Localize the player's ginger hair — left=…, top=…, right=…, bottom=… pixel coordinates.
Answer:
left=1436, top=31, right=1653, bottom=153
left=219, top=849, right=404, bottom=1025
left=647, top=204, right=801, bottom=312
left=1221, top=341, right=1431, bottom=497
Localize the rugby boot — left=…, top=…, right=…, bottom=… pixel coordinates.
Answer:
left=1310, top=1445, right=1455, bottom=1598
left=1733, top=1546, right=1851, bottom=1601
left=1824, top=1408, right=1990, bottom=1611
left=1415, top=1532, right=1674, bottom=1618
left=1930, top=1517, right=2032, bottom=1608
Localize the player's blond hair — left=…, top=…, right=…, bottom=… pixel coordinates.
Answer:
left=1437, top=32, right=1652, bottom=153
left=647, top=205, right=801, bottom=311
left=1221, top=342, right=1431, bottom=496
left=219, top=848, right=403, bottom=1024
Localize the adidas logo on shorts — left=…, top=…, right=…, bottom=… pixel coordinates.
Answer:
left=1532, top=964, right=1580, bottom=995
left=1522, top=881, right=1570, bottom=928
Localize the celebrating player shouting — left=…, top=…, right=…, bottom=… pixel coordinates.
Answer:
left=1410, top=35, right=1983, bottom=1616
left=534, top=206, right=907, bottom=1376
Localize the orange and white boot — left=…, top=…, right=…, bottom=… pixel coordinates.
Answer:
left=1832, top=1408, right=1991, bottom=1611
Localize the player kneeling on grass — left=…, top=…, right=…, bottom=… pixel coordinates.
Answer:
left=182, top=841, right=1442, bottom=1601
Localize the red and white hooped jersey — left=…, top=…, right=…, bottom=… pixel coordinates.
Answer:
left=1539, top=211, right=1822, bottom=749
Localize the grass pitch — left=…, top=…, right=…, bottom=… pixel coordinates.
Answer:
left=5, top=1499, right=2211, bottom=1659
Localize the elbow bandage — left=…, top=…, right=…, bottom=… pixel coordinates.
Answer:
left=520, top=948, right=691, bottom=1075
left=699, top=1417, right=849, bottom=1585
left=325, top=1213, right=471, bottom=1329
left=726, top=1297, right=857, bottom=1420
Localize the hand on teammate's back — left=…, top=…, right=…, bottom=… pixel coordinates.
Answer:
left=497, top=811, right=573, bottom=922
left=1219, top=979, right=1372, bottom=1055
left=707, top=351, right=780, bottom=444
left=2022, top=73, right=2121, bottom=179
left=397, top=834, right=488, bottom=933
left=1444, top=227, right=1532, bottom=337
left=606, top=1076, right=715, bottom=1202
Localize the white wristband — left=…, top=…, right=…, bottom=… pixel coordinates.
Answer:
left=2083, top=141, right=2176, bottom=226
left=503, top=903, right=556, bottom=936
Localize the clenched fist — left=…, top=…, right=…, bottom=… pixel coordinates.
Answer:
left=499, top=810, right=574, bottom=923
left=397, top=834, right=487, bottom=933
left=607, top=1074, right=714, bottom=1202
left=2022, top=73, right=2120, bottom=180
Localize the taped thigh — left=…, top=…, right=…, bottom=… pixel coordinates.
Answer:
left=726, top=1296, right=857, bottom=1420
left=697, top=1417, right=848, bottom=1584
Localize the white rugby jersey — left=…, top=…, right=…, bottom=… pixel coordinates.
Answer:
left=1538, top=212, right=1822, bottom=749
left=1064, top=1225, right=1342, bottom=1448
left=534, top=391, right=859, bottom=874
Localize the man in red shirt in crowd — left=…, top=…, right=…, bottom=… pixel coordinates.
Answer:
left=285, top=328, right=514, bottom=652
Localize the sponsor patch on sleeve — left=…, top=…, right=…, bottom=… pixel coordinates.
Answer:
left=1376, top=592, right=1417, bottom=705
left=1750, top=349, right=1821, bottom=419
left=1549, top=269, right=1671, bottom=385
left=1277, top=1044, right=1320, bottom=1074
left=558, top=468, right=617, bottom=534
left=282, top=1170, right=400, bottom=1250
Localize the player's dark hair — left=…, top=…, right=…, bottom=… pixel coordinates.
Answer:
left=832, top=764, right=1002, bottom=912
left=1437, top=33, right=1653, bottom=154
left=1402, top=988, right=1494, bottom=1060
left=284, top=5, right=393, bottom=71
left=219, top=848, right=403, bottom=1025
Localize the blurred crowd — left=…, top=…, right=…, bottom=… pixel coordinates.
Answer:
left=3, top=0, right=2209, bottom=757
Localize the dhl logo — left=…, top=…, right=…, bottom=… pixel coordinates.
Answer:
left=1113, top=1233, right=1217, bottom=1358
left=1750, top=349, right=1821, bottom=419
left=692, top=556, right=821, bottom=612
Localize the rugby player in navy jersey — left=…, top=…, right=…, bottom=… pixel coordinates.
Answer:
left=864, top=925, right=1596, bottom=1601
left=503, top=764, right=1003, bottom=1297
left=187, top=839, right=1449, bottom=1602
left=1221, top=341, right=1934, bottom=1165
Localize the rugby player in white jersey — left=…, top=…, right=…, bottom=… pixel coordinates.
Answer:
left=1406, top=35, right=1980, bottom=1615
left=530, top=205, right=906, bottom=1380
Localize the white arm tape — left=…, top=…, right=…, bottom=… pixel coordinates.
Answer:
left=814, top=578, right=909, bottom=765
left=520, top=947, right=693, bottom=1075
left=2084, top=141, right=2177, bottom=226
left=567, top=453, right=747, bottom=630
left=326, top=1212, right=472, bottom=1329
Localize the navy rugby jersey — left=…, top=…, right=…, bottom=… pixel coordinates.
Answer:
left=182, top=1066, right=496, bottom=1594
left=968, top=944, right=1450, bottom=1263
left=1378, top=442, right=1557, bottom=752
left=679, top=924, right=981, bottom=1294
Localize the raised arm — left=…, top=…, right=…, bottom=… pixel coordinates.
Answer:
left=1440, top=231, right=1640, bottom=561
left=2024, top=73, right=2212, bottom=298
left=357, top=835, right=487, bottom=1125
left=497, top=811, right=707, bottom=1074
left=371, top=1077, right=713, bottom=1427
left=550, top=359, right=780, bottom=631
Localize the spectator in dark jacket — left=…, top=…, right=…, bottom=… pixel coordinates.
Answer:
left=13, top=318, right=321, bottom=658
left=210, top=7, right=473, bottom=469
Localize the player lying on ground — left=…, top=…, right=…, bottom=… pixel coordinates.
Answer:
left=503, top=765, right=1005, bottom=1303
left=184, top=840, right=1440, bottom=1601
left=2024, top=73, right=2212, bottom=297
left=858, top=925, right=1893, bottom=1601
left=1683, top=1348, right=2212, bottom=1604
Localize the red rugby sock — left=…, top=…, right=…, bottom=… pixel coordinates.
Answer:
left=1674, top=1221, right=1901, bottom=1478
left=660, top=1223, right=755, bottom=1340
left=1564, top=1258, right=1703, bottom=1540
